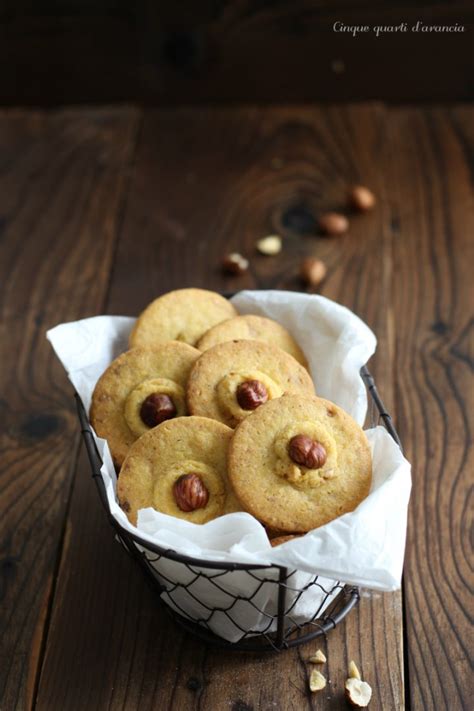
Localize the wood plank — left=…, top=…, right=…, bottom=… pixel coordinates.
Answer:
left=0, top=2, right=473, bottom=106
left=36, top=105, right=404, bottom=710
left=388, top=106, right=473, bottom=711
left=0, top=108, right=139, bottom=710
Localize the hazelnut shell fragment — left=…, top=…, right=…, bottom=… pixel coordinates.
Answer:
left=222, top=252, right=249, bottom=275
left=173, top=474, right=209, bottom=512
left=288, top=435, right=327, bottom=469
left=140, top=393, right=177, bottom=428
left=236, top=380, right=269, bottom=410
left=349, top=185, right=376, bottom=212
left=345, top=678, right=372, bottom=707
left=319, top=212, right=349, bottom=236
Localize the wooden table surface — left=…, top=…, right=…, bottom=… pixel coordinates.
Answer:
left=0, top=104, right=472, bottom=711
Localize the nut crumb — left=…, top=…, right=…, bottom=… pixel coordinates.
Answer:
left=222, top=252, right=249, bottom=275
left=349, top=660, right=361, bottom=680
left=309, top=669, right=326, bottom=692
left=308, top=649, right=326, bottom=664
left=345, top=678, right=372, bottom=707
left=256, top=235, right=282, bottom=255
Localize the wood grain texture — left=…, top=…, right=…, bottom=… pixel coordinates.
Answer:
left=387, top=107, right=473, bottom=711
left=36, top=106, right=404, bottom=710
left=0, top=108, right=139, bottom=710
left=0, top=1, right=473, bottom=105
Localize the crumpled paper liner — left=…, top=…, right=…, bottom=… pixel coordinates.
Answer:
left=47, top=290, right=411, bottom=642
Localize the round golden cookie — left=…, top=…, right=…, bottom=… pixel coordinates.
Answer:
left=129, top=288, right=237, bottom=348
left=228, top=395, right=372, bottom=533
left=197, top=314, right=308, bottom=367
left=186, top=340, right=315, bottom=427
left=90, top=343, right=200, bottom=467
left=117, top=416, right=240, bottom=525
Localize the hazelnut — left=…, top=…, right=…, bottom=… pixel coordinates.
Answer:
left=345, top=678, right=372, bottom=707
left=349, top=660, right=361, bottom=680
left=256, top=235, right=282, bottom=255
left=173, top=473, right=209, bottom=512
left=309, top=669, right=326, bottom=692
left=300, top=257, right=327, bottom=289
left=309, top=649, right=327, bottom=664
left=288, top=435, right=327, bottom=469
left=140, top=393, right=177, bottom=428
left=222, top=252, right=249, bottom=275
left=236, top=380, right=269, bottom=410
left=319, top=212, right=349, bottom=236
left=349, top=185, right=376, bottom=212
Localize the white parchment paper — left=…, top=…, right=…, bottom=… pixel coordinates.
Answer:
left=47, top=291, right=411, bottom=642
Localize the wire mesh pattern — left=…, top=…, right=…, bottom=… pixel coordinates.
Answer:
left=77, top=365, right=399, bottom=652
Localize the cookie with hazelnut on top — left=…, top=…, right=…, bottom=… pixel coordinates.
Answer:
left=90, top=343, right=200, bottom=468
left=117, top=416, right=240, bottom=525
left=228, top=395, right=372, bottom=533
left=186, top=339, right=315, bottom=428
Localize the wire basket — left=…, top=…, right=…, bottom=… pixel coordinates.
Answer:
left=77, top=365, right=400, bottom=652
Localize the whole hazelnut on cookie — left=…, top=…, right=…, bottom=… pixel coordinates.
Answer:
left=173, top=473, right=209, bottom=512
left=288, top=435, right=327, bottom=469
left=236, top=380, right=269, bottom=410
left=140, top=393, right=177, bottom=428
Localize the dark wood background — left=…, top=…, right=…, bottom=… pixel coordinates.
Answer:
left=0, top=104, right=472, bottom=710
left=0, top=0, right=473, bottom=105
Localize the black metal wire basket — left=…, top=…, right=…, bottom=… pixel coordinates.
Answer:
left=77, top=365, right=400, bottom=652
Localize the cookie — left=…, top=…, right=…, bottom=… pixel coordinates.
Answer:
left=197, top=314, right=308, bottom=367
left=117, top=416, right=240, bottom=525
left=187, top=340, right=315, bottom=427
left=228, top=395, right=372, bottom=533
left=90, top=343, right=200, bottom=467
left=129, top=288, right=237, bottom=348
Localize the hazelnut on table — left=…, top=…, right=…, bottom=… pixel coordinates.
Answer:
left=349, top=185, right=376, bottom=212
left=319, top=212, right=349, bottom=236
left=300, top=257, right=327, bottom=289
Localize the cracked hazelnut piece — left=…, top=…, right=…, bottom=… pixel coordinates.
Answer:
left=140, top=393, right=177, bottom=428
left=309, top=669, right=326, bottom=692
left=173, top=473, right=209, bottom=512
left=309, top=649, right=327, bottom=664
left=319, top=212, right=349, bottom=236
left=348, top=660, right=361, bottom=680
left=288, top=435, right=327, bottom=469
left=222, top=252, right=249, bottom=275
left=236, top=380, right=269, bottom=410
left=349, top=185, right=376, bottom=212
left=345, top=678, right=372, bottom=707
left=256, top=235, right=282, bottom=255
